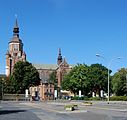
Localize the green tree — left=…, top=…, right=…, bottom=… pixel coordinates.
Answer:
left=49, top=71, right=57, bottom=88
left=4, top=78, right=14, bottom=94
left=112, top=68, right=127, bottom=96
left=89, top=64, right=110, bottom=96
left=62, top=63, right=110, bottom=97
left=62, top=64, right=90, bottom=96
left=9, top=61, right=40, bottom=94
left=0, top=76, right=6, bottom=99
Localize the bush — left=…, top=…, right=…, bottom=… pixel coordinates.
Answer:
left=72, top=96, right=89, bottom=100
left=89, top=97, right=108, bottom=101
left=110, top=96, right=127, bottom=101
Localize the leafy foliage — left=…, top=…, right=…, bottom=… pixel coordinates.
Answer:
left=8, top=61, right=40, bottom=94
left=62, top=64, right=91, bottom=96
left=110, top=96, right=127, bottom=101
left=89, top=64, right=110, bottom=95
left=0, top=77, right=7, bottom=99
left=62, top=63, right=109, bottom=97
left=112, top=68, right=127, bottom=96
left=49, top=71, right=57, bottom=88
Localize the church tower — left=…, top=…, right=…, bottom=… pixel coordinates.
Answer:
left=57, top=48, right=62, bottom=65
left=6, top=18, right=26, bottom=76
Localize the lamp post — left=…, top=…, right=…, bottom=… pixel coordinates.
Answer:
left=96, top=54, right=121, bottom=103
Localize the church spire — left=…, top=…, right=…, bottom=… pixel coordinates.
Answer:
left=15, top=15, right=18, bottom=28
left=57, top=48, right=63, bottom=65
left=13, top=15, right=19, bottom=37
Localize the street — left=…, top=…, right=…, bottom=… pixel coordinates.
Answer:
left=0, top=101, right=127, bottom=120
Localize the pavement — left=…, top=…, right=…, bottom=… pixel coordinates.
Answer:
left=18, top=100, right=127, bottom=112
left=1, top=100, right=127, bottom=120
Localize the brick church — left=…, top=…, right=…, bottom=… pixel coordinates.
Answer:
left=6, top=18, right=26, bottom=76
left=5, top=19, right=73, bottom=100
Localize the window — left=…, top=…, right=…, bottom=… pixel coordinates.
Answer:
left=50, top=89, right=52, bottom=92
left=13, top=44, right=18, bottom=51
left=18, top=52, right=21, bottom=57
left=13, top=53, right=17, bottom=56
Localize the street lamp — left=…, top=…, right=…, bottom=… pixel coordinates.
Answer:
left=96, top=54, right=121, bottom=103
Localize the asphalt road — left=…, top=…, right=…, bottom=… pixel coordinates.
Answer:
left=0, top=102, right=40, bottom=120
left=0, top=101, right=127, bottom=120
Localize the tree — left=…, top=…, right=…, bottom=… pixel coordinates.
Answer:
left=0, top=76, right=7, bottom=99
left=49, top=71, right=57, bottom=88
left=62, top=63, right=110, bottom=97
left=9, top=61, right=40, bottom=94
left=112, top=68, right=127, bottom=96
left=89, top=64, right=110, bottom=96
left=62, top=64, right=90, bottom=96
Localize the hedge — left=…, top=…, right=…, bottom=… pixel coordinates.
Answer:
left=110, top=96, right=127, bottom=101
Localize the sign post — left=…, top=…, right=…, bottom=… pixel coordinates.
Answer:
left=54, top=90, right=57, bottom=100
left=25, top=89, right=29, bottom=101
left=79, top=90, right=81, bottom=98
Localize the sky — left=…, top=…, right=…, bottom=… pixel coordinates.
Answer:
left=0, top=0, right=127, bottom=74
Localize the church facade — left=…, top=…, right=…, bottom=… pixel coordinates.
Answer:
left=33, top=48, right=72, bottom=88
left=5, top=19, right=73, bottom=100
left=32, top=48, right=73, bottom=100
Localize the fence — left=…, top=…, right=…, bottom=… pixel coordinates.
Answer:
left=2, top=94, right=30, bottom=101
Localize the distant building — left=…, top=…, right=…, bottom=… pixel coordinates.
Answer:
left=5, top=18, right=26, bottom=76
left=29, top=82, right=54, bottom=101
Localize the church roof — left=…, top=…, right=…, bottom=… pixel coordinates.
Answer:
left=10, top=36, right=22, bottom=43
left=9, top=17, right=22, bottom=44
left=33, top=64, right=58, bottom=70
left=33, top=63, right=75, bottom=70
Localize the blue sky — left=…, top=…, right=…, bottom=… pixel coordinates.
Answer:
left=0, top=0, right=127, bottom=74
